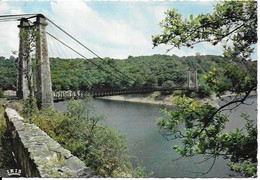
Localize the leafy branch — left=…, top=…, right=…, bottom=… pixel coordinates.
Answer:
left=154, top=1, right=257, bottom=177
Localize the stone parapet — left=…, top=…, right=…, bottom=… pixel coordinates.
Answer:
left=4, top=108, right=94, bottom=177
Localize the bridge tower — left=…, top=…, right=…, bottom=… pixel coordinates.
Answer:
left=34, top=15, right=53, bottom=109
left=194, top=68, right=198, bottom=91
left=17, top=14, right=53, bottom=109
left=187, top=70, right=191, bottom=90
left=17, top=18, right=31, bottom=99
left=187, top=68, right=198, bottom=91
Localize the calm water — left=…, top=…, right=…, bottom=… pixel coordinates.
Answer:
left=54, top=96, right=257, bottom=178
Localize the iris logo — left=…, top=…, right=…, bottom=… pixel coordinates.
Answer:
left=7, top=169, right=21, bottom=177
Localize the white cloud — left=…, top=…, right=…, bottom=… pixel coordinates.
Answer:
left=48, top=0, right=150, bottom=59
left=0, top=2, right=22, bottom=57
left=0, top=1, right=225, bottom=59
left=149, top=5, right=168, bottom=24
left=0, top=2, right=9, bottom=14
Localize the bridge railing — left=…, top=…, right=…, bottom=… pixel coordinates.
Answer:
left=53, top=84, right=196, bottom=101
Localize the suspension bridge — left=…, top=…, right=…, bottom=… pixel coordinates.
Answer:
left=0, top=14, right=199, bottom=109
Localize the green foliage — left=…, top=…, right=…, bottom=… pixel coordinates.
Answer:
left=173, top=90, right=182, bottom=96
left=197, top=84, right=211, bottom=98
left=31, top=98, right=149, bottom=177
left=152, top=1, right=257, bottom=62
left=225, top=113, right=257, bottom=177
left=49, top=54, right=249, bottom=92
left=0, top=88, right=5, bottom=98
left=0, top=54, right=254, bottom=95
left=204, top=64, right=256, bottom=97
left=154, top=0, right=257, bottom=177
left=0, top=56, right=17, bottom=90
left=0, top=106, right=6, bottom=143
left=149, top=92, right=160, bottom=99
left=162, top=80, right=175, bottom=87
left=0, top=106, right=8, bottom=168
left=157, top=96, right=257, bottom=177
left=50, top=54, right=255, bottom=93
left=22, top=97, right=38, bottom=120
left=30, top=108, right=65, bottom=139
left=19, top=26, right=39, bottom=111
left=130, top=165, right=153, bottom=178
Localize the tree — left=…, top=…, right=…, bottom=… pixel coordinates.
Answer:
left=153, top=1, right=257, bottom=177
left=0, top=57, right=17, bottom=90
left=152, top=1, right=257, bottom=61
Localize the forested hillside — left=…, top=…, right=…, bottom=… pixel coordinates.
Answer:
left=0, top=54, right=255, bottom=91
left=0, top=56, right=17, bottom=90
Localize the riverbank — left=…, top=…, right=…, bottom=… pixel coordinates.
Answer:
left=97, top=91, right=219, bottom=107
left=97, top=91, right=257, bottom=108
left=98, top=92, right=174, bottom=106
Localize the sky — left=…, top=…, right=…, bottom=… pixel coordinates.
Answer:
left=0, top=0, right=257, bottom=60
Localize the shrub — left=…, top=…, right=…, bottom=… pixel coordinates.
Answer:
left=162, top=80, right=175, bottom=87
left=0, top=88, right=5, bottom=98
left=22, top=97, right=38, bottom=120
left=197, top=84, right=212, bottom=98
left=0, top=106, right=8, bottom=168
left=189, top=92, right=197, bottom=98
left=150, top=92, right=160, bottom=99
left=173, top=90, right=182, bottom=96
left=0, top=106, right=6, bottom=141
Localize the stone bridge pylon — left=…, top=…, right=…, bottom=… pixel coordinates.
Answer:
left=187, top=68, right=199, bottom=91
left=17, top=14, right=53, bottom=109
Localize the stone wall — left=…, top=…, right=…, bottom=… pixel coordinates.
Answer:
left=4, top=108, right=95, bottom=177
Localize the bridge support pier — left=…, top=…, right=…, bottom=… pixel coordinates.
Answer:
left=194, top=68, right=198, bottom=91
left=187, top=70, right=191, bottom=90
left=187, top=68, right=198, bottom=91
left=34, top=15, right=53, bottom=109
left=17, top=18, right=31, bottom=99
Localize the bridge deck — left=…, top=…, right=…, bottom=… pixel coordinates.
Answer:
left=53, top=86, right=196, bottom=101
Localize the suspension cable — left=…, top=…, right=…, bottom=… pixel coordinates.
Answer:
left=0, top=14, right=137, bottom=84
left=45, top=17, right=137, bottom=83
left=0, top=14, right=38, bottom=21
left=0, top=14, right=190, bottom=90
left=46, top=32, right=130, bottom=83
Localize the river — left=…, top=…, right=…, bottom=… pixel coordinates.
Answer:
left=54, top=95, right=257, bottom=178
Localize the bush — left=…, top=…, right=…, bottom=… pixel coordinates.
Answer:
left=173, top=90, right=182, bottom=96
left=22, top=97, right=38, bottom=120
left=0, top=106, right=6, bottom=141
left=150, top=92, right=160, bottom=99
left=197, top=84, right=212, bottom=98
left=162, top=80, right=175, bottom=87
left=0, top=88, right=5, bottom=98
left=189, top=92, right=197, bottom=98
left=0, top=106, right=7, bottom=167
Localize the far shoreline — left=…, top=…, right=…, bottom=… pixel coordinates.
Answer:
left=97, top=91, right=257, bottom=108
left=96, top=91, right=218, bottom=107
